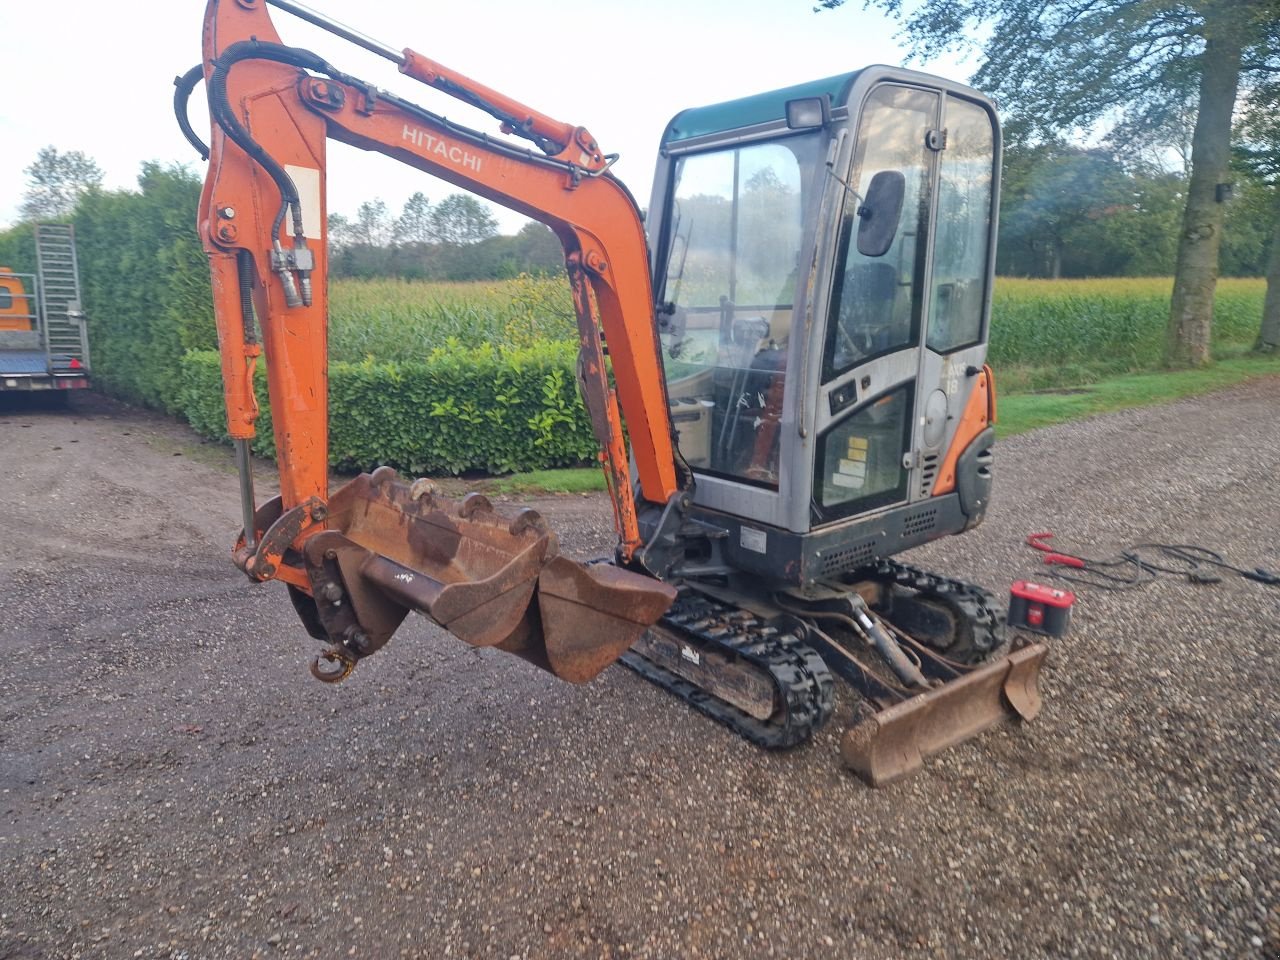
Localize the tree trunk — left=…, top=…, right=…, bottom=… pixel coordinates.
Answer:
left=1166, top=23, right=1243, bottom=367
left=1257, top=186, right=1280, bottom=351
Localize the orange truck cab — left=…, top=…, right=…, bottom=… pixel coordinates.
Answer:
left=0, top=269, right=35, bottom=332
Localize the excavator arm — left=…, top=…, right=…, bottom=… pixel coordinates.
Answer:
left=188, top=0, right=679, bottom=682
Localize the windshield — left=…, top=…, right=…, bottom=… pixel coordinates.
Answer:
left=656, top=132, right=825, bottom=488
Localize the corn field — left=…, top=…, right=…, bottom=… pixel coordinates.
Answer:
left=329, top=274, right=576, bottom=361
left=989, top=277, right=1265, bottom=380
left=329, top=274, right=1268, bottom=379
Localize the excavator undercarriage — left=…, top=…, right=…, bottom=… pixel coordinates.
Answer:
left=625, top=562, right=1045, bottom=785
left=184, top=0, right=1045, bottom=786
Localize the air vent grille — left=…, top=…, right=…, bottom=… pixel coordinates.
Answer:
left=903, top=506, right=938, bottom=537
left=919, top=452, right=940, bottom=497
left=819, top=540, right=878, bottom=575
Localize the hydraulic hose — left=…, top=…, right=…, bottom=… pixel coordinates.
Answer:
left=173, top=64, right=210, bottom=161
left=207, top=40, right=335, bottom=240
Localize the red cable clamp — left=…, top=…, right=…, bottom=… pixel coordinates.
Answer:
left=1026, top=532, right=1085, bottom=567
left=1026, top=532, right=1056, bottom=553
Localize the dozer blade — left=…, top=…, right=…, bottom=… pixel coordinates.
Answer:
left=302, top=467, right=676, bottom=682
left=839, top=641, right=1048, bottom=787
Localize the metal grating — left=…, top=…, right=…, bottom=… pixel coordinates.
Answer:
left=902, top=506, right=938, bottom=537
left=819, top=539, right=878, bottom=575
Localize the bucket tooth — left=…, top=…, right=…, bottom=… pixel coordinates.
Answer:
left=839, top=641, right=1049, bottom=787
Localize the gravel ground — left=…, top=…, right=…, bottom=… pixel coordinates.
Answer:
left=1, top=383, right=1277, bottom=960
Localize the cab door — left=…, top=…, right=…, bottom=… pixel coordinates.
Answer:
left=811, top=83, right=940, bottom=526
left=914, top=94, right=997, bottom=501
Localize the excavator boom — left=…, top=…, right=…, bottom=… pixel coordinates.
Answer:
left=191, top=0, right=678, bottom=681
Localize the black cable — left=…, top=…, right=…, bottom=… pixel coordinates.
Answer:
left=173, top=64, right=210, bottom=161
left=1127, top=543, right=1280, bottom=586
left=1042, top=541, right=1279, bottom=591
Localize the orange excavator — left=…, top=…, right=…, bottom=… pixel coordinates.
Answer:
left=179, top=0, right=1046, bottom=785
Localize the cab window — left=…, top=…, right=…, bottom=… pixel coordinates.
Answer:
left=657, top=132, right=824, bottom=488
left=823, top=85, right=938, bottom=381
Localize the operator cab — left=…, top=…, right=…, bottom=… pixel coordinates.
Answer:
left=648, top=67, right=1000, bottom=582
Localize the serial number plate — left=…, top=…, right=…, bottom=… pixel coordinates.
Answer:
left=739, top=526, right=767, bottom=554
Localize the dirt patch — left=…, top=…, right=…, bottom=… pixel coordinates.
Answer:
left=1, top=384, right=1277, bottom=959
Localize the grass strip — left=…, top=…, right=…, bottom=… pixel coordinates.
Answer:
left=997, top=354, right=1279, bottom=437
left=481, top=467, right=606, bottom=496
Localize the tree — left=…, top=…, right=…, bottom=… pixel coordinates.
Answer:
left=428, top=194, right=498, bottom=245
left=816, top=0, right=1280, bottom=366
left=327, top=213, right=354, bottom=250
left=1219, top=169, right=1275, bottom=276
left=392, top=192, right=433, bottom=245
left=997, top=141, right=1182, bottom=277
left=352, top=199, right=392, bottom=247
left=999, top=143, right=1126, bottom=277
left=20, top=146, right=104, bottom=221
left=510, top=221, right=567, bottom=274
left=1234, top=83, right=1280, bottom=350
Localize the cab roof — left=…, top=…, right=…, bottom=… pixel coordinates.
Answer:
left=661, top=70, right=862, bottom=145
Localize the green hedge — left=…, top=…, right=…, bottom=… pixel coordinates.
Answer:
left=0, top=166, right=215, bottom=414
left=71, top=164, right=216, bottom=412
left=179, top=339, right=599, bottom=474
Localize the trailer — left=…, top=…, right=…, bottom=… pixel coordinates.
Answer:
left=0, top=224, right=91, bottom=395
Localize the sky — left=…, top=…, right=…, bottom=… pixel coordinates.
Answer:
left=0, top=0, right=973, bottom=236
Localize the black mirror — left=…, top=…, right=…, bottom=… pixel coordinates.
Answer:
left=856, top=170, right=906, bottom=258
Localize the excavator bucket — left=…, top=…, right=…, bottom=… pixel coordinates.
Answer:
left=301, top=467, right=676, bottom=681
left=838, top=640, right=1048, bottom=787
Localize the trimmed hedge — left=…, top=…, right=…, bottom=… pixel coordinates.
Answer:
left=72, top=165, right=216, bottom=412
left=179, top=339, right=599, bottom=474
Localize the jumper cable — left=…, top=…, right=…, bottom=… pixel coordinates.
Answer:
left=1024, top=533, right=1280, bottom=591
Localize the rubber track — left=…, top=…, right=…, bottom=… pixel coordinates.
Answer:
left=869, top=558, right=1007, bottom=656
left=620, top=590, right=835, bottom=749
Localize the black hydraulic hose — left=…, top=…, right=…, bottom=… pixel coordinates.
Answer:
left=173, top=64, right=210, bottom=161
left=202, top=35, right=647, bottom=295
left=207, top=40, right=336, bottom=240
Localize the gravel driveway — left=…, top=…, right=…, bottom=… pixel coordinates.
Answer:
left=1, top=382, right=1277, bottom=960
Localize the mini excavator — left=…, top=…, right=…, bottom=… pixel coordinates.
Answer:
left=180, top=0, right=1046, bottom=785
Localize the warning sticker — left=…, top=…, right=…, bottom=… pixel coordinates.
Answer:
left=833, top=434, right=869, bottom=490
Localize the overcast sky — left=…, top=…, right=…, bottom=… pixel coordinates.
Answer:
left=0, top=0, right=973, bottom=235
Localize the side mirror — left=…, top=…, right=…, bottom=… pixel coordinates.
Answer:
left=856, top=170, right=906, bottom=258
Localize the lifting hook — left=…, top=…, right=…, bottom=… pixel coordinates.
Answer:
left=310, top=646, right=357, bottom=683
